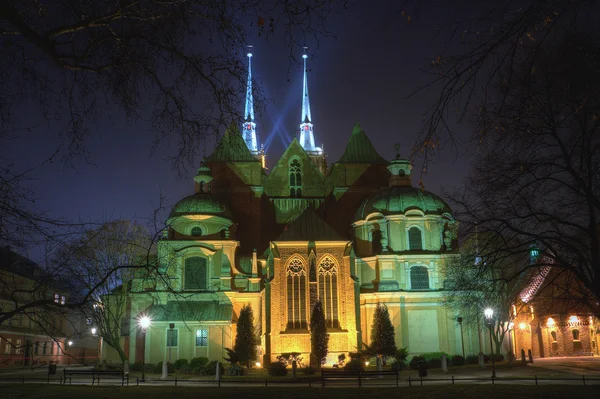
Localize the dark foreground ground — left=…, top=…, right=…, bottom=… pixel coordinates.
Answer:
left=2, top=385, right=600, bottom=399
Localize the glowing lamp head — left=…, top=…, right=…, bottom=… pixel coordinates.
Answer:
left=484, top=308, right=494, bottom=319
left=255, top=362, right=261, bottom=368
left=547, top=317, right=555, bottom=327
left=68, top=341, right=73, bottom=347
left=302, top=54, right=308, bottom=59
left=519, top=323, right=527, bottom=330
left=365, top=361, right=370, bottom=366
left=139, top=316, right=151, bottom=330
left=569, top=315, right=579, bottom=323
left=247, top=52, right=252, bottom=58
left=508, top=322, right=514, bottom=330
left=91, top=328, right=97, bottom=335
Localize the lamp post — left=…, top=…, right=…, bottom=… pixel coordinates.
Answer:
left=457, top=317, right=465, bottom=358
left=163, top=323, right=175, bottom=379
left=484, top=308, right=496, bottom=378
left=139, top=316, right=151, bottom=382
left=91, top=328, right=100, bottom=363
left=67, top=340, right=73, bottom=366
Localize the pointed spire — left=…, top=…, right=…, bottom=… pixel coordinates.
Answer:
left=242, top=46, right=258, bottom=154
left=299, top=48, right=318, bottom=153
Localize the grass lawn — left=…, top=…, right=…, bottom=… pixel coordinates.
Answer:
left=1, top=385, right=600, bottom=399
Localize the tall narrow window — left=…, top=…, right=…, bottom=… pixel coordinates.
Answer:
left=408, top=227, right=423, bottom=250
left=410, top=266, right=429, bottom=289
left=572, top=329, right=580, bottom=341
left=318, top=256, right=339, bottom=328
left=15, top=340, right=22, bottom=354
left=167, top=329, right=178, bottom=347
left=184, top=257, right=208, bottom=290
left=289, top=159, right=302, bottom=197
left=551, top=331, right=557, bottom=342
left=196, top=329, right=208, bottom=346
left=287, top=258, right=307, bottom=329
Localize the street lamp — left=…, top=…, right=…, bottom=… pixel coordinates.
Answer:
left=139, top=316, right=151, bottom=382
left=484, top=308, right=496, bottom=379
left=91, top=328, right=97, bottom=335
left=67, top=340, right=73, bottom=366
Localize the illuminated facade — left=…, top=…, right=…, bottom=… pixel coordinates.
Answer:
left=102, top=54, right=484, bottom=366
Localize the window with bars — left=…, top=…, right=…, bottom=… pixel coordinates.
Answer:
left=196, top=329, right=208, bottom=346
left=410, top=266, right=430, bottom=289
left=184, top=257, right=208, bottom=290
left=167, top=329, right=178, bottom=347
left=289, top=159, right=302, bottom=197
left=408, top=227, right=423, bottom=250
left=191, top=226, right=202, bottom=236
left=287, top=258, right=307, bottom=329
left=318, top=256, right=339, bottom=328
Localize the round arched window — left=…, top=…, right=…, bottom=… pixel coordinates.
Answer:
left=191, top=226, right=202, bottom=236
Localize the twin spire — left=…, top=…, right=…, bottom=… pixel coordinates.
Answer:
left=242, top=46, right=258, bottom=155
left=241, top=47, right=320, bottom=156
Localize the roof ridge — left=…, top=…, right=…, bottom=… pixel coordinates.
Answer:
left=338, top=123, right=387, bottom=164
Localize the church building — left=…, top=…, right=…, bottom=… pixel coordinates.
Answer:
left=105, top=50, right=485, bottom=367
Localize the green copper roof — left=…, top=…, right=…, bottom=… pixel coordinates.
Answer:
left=277, top=208, right=347, bottom=241
left=207, top=122, right=259, bottom=162
left=169, top=194, right=232, bottom=219
left=355, top=186, right=452, bottom=220
left=149, top=301, right=232, bottom=322
left=338, top=123, right=387, bottom=164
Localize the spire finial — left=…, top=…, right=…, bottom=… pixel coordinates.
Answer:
left=242, top=45, right=258, bottom=154
left=394, top=143, right=402, bottom=159
left=299, top=46, right=317, bottom=152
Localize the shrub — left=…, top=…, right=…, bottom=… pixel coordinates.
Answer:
left=301, top=365, right=316, bottom=375
left=130, top=361, right=143, bottom=372
left=203, top=360, right=224, bottom=376
left=226, top=364, right=246, bottom=376
left=154, top=361, right=174, bottom=374
left=343, top=359, right=364, bottom=373
left=394, top=347, right=409, bottom=370
left=179, top=364, right=192, bottom=374
left=391, top=361, right=406, bottom=372
left=268, top=361, right=288, bottom=377
left=144, top=363, right=155, bottom=373
left=409, top=356, right=426, bottom=370
left=173, top=359, right=188, bottom=370
left=427, top=358, right=442, bottom=369
left=190, top=357, right=209, bottom=370
left=466, top=355, right=479, bottom=365
left=493, top=354, right=505, bottom=362
left=451, top=355, right=465, bottom=366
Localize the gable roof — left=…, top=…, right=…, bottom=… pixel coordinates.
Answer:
left=207, top=122, right=259, bottom=163
left=276, top=207, right=347, bottom=242
left=338, top=123, right=387, bottom=164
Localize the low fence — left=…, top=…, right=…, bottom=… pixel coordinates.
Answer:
left=1, top=372, right=599, bottom=388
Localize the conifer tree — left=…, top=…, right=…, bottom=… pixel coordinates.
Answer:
left=234, top=304, right=257, bottom=367
left=310, top=299, right=329, bottom=367
left=370, top=303, right=397, bottom=358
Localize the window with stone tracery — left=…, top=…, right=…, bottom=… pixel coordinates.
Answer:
left=318, top=256, right=339, bottom=328
left=287, top=258, right=307, bottom=329
left=289, top=158, right=302, bottom=197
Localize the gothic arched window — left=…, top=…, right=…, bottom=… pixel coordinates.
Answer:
left=408, top=227, right=423, bottom=250
left=289, top=159, right=302, bottom=197
left=287, top=258, right=307, bottom=329
left=572, top=329, right=580, bottom=341
left=184, top=257, right=208, bottom=290
left=318, top=256, right=339, bottom=328
left=191, top=226, right=202, bottom=236
left=410, top=266, right=429, bottom=289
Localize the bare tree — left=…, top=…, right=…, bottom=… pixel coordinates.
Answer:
left=54, top=220, right=155, bottom=367
left=447, top=34, right=600, bottom=309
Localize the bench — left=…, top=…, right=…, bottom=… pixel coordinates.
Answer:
left=321, top=369, right=398, bottom=387
left=63, top=368, right=129, bottom=386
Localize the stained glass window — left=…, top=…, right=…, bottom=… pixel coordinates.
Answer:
left=287, top=258, right=307, bottom=329
left=318, top=256, right=339, bottom=328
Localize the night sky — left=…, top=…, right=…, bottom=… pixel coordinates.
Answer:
left=6, top=1, right=475, bottom=260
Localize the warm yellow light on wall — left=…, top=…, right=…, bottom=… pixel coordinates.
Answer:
left=255, top=362, right=261, bottom=368
left=546, top=318, right=555, bottom=327
left=519, top=323, right=527, bottom=330
left=569, top=315, right=579, bottom=324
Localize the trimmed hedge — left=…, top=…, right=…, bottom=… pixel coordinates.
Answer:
left=268, top=361, right=288, bottom=376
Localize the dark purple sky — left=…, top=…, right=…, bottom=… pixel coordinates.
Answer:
left=7, top=2, right=475, bottom=259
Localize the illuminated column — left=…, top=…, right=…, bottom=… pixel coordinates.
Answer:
left=242, top=46, right=259, bottom=155
left=299, top=50, right=317, bottom=152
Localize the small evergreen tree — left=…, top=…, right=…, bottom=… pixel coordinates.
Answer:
left=370, top=303, right=397, bottom=359
left=310, top=300, right=329, bottom=367
left=234, top=304, right=257, bottom=367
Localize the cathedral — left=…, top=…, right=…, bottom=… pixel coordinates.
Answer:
left=105, top=50, right=485, bottom=367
